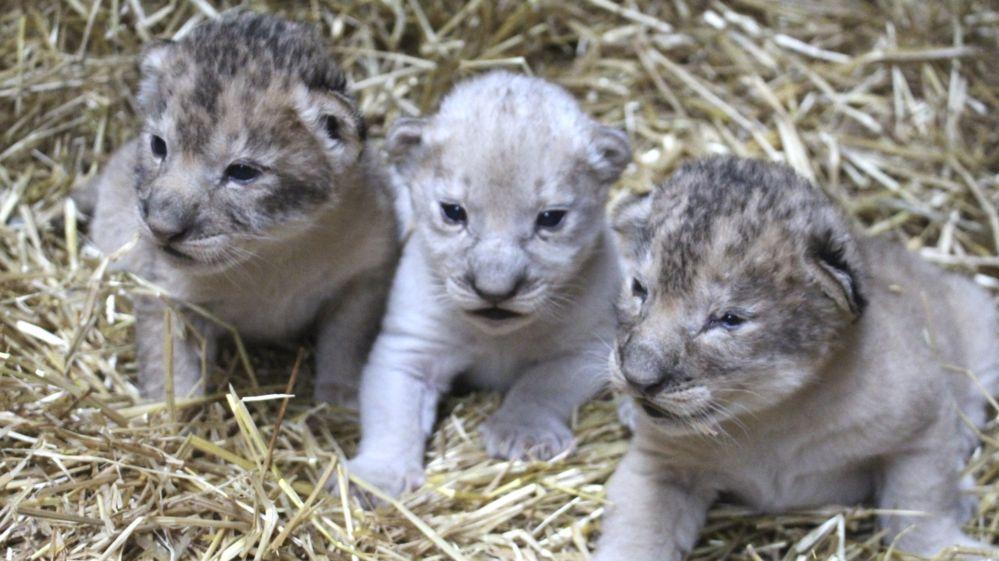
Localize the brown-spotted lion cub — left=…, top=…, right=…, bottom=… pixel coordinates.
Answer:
left=77, top=12, right=397, bottom=402
left=596, top=157, right=998, bottom=560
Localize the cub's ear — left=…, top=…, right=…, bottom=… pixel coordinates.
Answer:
left=292, top=86, right=367, bottom=159
left=586, top=126, right=632, bottom=184
left=610, top=190, right=652, bottom=264
left=384, top=117, right=428, bottom=241
left=807, top=230, right=866, bottom=319
left=386, top=117, right=427, bottom=163
left=139, top=40, right=174, bottom=76
left=137, top=40, right=175, bottom=112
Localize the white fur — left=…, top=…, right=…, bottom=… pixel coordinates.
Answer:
left=346, top=72, right=630, bottom=498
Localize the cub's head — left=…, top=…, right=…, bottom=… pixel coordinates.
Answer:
left=611, top=157, right=865, bottom=435
left=133, top=11, right=366, bottom=270
left=387, top=71, right=631, bottom=334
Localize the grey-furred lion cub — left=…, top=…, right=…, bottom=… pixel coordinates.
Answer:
left=596, top=157, right=999, bottom=560
left=77, top=12, right=397, bottom=402
left=345, top=71, right=631, bottom=498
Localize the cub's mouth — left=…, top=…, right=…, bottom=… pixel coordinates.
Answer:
left=637, top=398, right=710, bottom=422
left=154, top=235, right=233, bottom=267
left=468, top=307, right=524, bottom=321
left=638, top=399, right=681, bottom=420
left=161, top=244, right=194, bottom=261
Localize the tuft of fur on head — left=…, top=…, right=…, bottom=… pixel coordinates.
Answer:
left=386, top=71, right=631, bottom=334
left=611, top=156, right=865, bottom=436
left=133, top=11, right=368, bottom=272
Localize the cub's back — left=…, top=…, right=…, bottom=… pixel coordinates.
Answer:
left=860, top=235, right=999, bottom=428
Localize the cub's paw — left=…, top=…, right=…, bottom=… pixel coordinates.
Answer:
left=479, top=414, right=575, bottom=461
left=338, top=455, right=425, bottom=507
left=314, top=383, right=359, bottom=411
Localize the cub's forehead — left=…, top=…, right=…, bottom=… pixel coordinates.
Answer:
left=432, top=132, right=585, bottom=199
left=180, top=13, right=346, bottom=93
left=647, top=215, right=801, bottom=297
left=434, top=73, right=588, bottom=150
left=425, top=72, right=595, bottom=197
left=141, top=13, right=350, bottom=153
left=149, top=70, right=305, bottom=156
left=644, top=157, right=832, bottom=292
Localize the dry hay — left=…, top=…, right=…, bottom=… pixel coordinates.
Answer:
left=1, top=0, right=998, bottom=559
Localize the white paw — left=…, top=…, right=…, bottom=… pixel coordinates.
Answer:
left=340, top=454, right=425, bottom=506
left=479, top=413, right=575, bottom=461
left=616, top=396, right=638, bottom=431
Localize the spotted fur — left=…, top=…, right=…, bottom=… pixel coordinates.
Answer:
left=78, top=12, right=398, bottom=403
left=597, top=157, right=999, bottom=561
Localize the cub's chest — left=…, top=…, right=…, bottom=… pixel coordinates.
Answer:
left=207, top=261, right=345, bottom=342
left=460, top=332, right=562, bottom=391
left=689, top=416, right=888, bottom=512
left=463, top=347, right=524, bottom=390
left=717, top=451, right=876, bottom=512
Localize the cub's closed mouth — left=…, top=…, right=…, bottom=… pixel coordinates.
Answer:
left=162, top=245, right=194, bottom=260
left=639, top=400, right=672, bottom=419
left=638, top=399, right=701, bottom=421
left=469, top=308, right=524, bottom=321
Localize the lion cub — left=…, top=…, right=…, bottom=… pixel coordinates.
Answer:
left=345, top=71, right=631, bottom=497
left=78, top=12, right=397, bottom=402
left=596, top=157, right=999, bottom=560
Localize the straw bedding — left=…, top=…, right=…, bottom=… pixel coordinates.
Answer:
left=1, top=1, right=997, bottom=559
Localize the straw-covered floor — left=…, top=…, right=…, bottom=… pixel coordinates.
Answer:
left=1, top=1, right=997, bottom=559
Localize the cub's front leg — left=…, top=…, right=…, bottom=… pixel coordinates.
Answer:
left=594, top=448, right=715, bottom=561
left=480, top=351, right=605, bottom=461
left=877, top=440, right=994, bottom=558
left=134, top=296, right=217, bottom=400
left=314, top=272, right=390, bottom=407
left=344, top=332, right=451, bottom=499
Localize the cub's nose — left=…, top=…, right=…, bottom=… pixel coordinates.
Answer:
left=624, top=369, right=690, bottom=396
left=143, top=202, right=195, bottom=245
left=619, top=341, right=689, bottom=396
left=625, top=375, right=668, bottom=396
left=470, top=274, right=526, bottom=305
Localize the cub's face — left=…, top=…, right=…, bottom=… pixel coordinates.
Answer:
left=132, top=14, right=365, bottom=272
left=386, top=74, right=630, bottom=334
left=610, top=159, right=865, bottom=436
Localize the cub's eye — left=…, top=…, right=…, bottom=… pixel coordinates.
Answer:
left=631, top=278, right=648, bottom=301
left=711, top=312, right=746, bottom=330
left=536, top=209, right=567, bottom=230
left=440, top=202, right=467, bottom=224
left=150, top=135, right=167, bottom=159
left=325, top=115, right=341, bottom=141
left=225, top=164, right=261, bottom=184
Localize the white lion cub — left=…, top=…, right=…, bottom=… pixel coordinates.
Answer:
left=345, top=71, right=631, bottom=497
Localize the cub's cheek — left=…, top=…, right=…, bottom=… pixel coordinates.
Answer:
left=538, top=243, right=581, bottom=265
